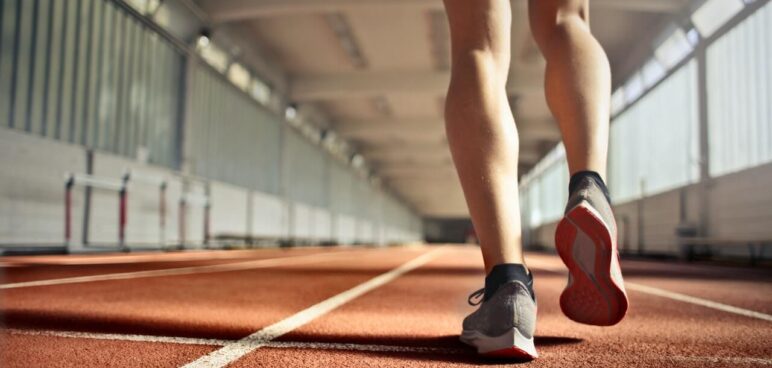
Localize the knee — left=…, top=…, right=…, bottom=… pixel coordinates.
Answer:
left=450, top=47, right=509, bottom=84
left=445, top=48, right=506, bottom=118
left=528, top=0, right=589, bottom=49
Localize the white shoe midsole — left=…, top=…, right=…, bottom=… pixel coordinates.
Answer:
left=460, top=327, right=538, bottom=357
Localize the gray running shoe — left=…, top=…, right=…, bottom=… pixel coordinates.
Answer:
left=556, top=175, right=628, bottom=326
left=460, top=277, right=538, bottom=359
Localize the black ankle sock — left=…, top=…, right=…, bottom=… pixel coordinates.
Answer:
left=484, top=264, right=534, bottom=301
left=569, top=170, right=611, bottom=203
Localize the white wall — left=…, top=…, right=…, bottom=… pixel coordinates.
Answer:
left=0, top=130, right=86, bottom=246
left=210, top=181, right=249, bottom=238
left=528, top=162, right=772, bottom=259
left=250, top=191, right=287, bottom=239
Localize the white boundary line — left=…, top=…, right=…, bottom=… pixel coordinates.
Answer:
left=0, top=250, right=364, bottom=290
left=2, top=328, right=233, bottom=346
left=1, top=328, right=464, bottom=355
left=526, top=260, right=772, bottom=323
left=181, top=247, right=446, bottom=368
left=0, top=247, right=354, bottom=267
left=5, top=328, right=772, bottom=365
left=624, top=282, right=772, bottom=322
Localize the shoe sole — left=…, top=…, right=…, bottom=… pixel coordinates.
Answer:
left=555, top=202, right=628, bottom=326
left=460, top=327, right=538, bottom=359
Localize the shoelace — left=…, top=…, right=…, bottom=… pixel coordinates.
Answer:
left=467, top=288, right=485, bottom=306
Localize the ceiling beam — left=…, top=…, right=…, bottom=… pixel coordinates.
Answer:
left=362, top=141, right=447, bottom=155
left=517, top=120, right=561, bottom=140
left=203, top=0, right=686, bottom=24
left=337, top=117, right=444, bottom=131
left=379, top=166, right=458, bottom=178
left=335, top=117, right=444, bottom=139
left=290, top=70, right=542, bottom=101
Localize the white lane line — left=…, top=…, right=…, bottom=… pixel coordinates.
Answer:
left=0, top=250, right=364, bottom=290
left=525, top=260, right=772, bottom=323
left=2, top=328, right=233, bottom=346
left=7, top=328, right=772, bottom=365
left=0, top=247, right=347, bottom=267
left=624, top=282, right=772, bottom=322
left=1, top=328, right=464, bottom=355
left=181, top=247, right=446, bottom=368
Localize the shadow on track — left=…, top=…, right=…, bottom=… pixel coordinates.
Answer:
left=274, top=333, right=583, bottom=365
left=2, top=309, right=583, bottom=365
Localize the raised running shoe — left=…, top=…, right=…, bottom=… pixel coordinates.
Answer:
left=555, top=175, right=628, bottom=326
left=460, top=265, right=538, bottom=359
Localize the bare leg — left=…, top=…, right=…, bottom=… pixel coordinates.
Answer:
left=529, top=0, right=611, bottom=178
left=443, top=0, right=523, bottom=272
left=529, top=1, right=629, bottom=326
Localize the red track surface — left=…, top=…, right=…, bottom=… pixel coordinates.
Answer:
left=1, top=245, right=770, bottom=367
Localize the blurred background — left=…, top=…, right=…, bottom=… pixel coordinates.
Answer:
left=0, top=0, right=769, bottom=264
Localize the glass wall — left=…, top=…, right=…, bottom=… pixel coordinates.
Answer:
left=520, top=145, right=568, bottom=228
left=0, top=0, right=427, bottom=242
left=0, top=0, right=182, bottom=168
left=186, top=63, right=282, bottom=195
left=520, top=1, right=769, bottom=229
left=608, top=60, right=700, bottom=203
left=707, top=3, right=772, bottom=177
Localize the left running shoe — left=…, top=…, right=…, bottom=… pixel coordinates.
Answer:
left=460, top=266, right=538, bottom=359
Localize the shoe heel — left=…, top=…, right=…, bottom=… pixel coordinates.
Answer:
left=461, top=327, right=538, bottom=359
left=556, top=204, right=628, bottom=326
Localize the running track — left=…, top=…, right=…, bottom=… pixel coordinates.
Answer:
left=0, top=245, right=770, bottom=367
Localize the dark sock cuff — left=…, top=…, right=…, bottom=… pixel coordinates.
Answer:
left=484, top=264, right=534, bottom=301
left=569, top=170, right=611, bottom=203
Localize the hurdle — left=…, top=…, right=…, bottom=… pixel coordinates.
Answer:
left=64, top=173, right=128, bottom=252
left=123, top=169, right=169, bottom=250
left=178, top=190, right=210, bottom=249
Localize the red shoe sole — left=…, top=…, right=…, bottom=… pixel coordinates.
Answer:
left=481, top=346, right=537, bottom=360
left=556, top=204, right=628, bottom=326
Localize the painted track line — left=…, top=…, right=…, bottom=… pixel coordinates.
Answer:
left=2, top=328, right=465, bottom=355
left=2, top=328, right=233, bottom=346
left=0, top=250, right=364, bottom=290
left=526, top=260, right=772, bottom=322
left=624, top=282, right=772, bottom=322
left=0, top=247, right=338, bottom=267
left=181, top=247, right=447, bottom=368
left=6, top=328, right=771, bottom=365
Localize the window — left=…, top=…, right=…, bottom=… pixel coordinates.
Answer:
left=609, top=61, right=699, bottom=203
left=227, top=62, right=251, bottom=91
left=197, top=40, right=229, bottom=73
left=641, top=58, right=667, bottom=88
left=707, top=2, right=772, bottom=177
left=691, top=0, right=745, bottom=38
left=654, top=28, right=693, bottom=69
left=623, top=73, right=644, bottom=103
left=250, top=78, right=271, bottom=105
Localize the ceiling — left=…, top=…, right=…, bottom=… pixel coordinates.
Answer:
left=195, top=0, right=692, bottom=218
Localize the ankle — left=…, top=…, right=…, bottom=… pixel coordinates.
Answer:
left=484, top=263, right=534, bottom=301
left=569, top=170, right=611, bottom=202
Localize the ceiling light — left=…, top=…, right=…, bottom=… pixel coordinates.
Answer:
left=285, top=105, right=297, bottom=121
left=196, top=35, right=209, bottom=48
